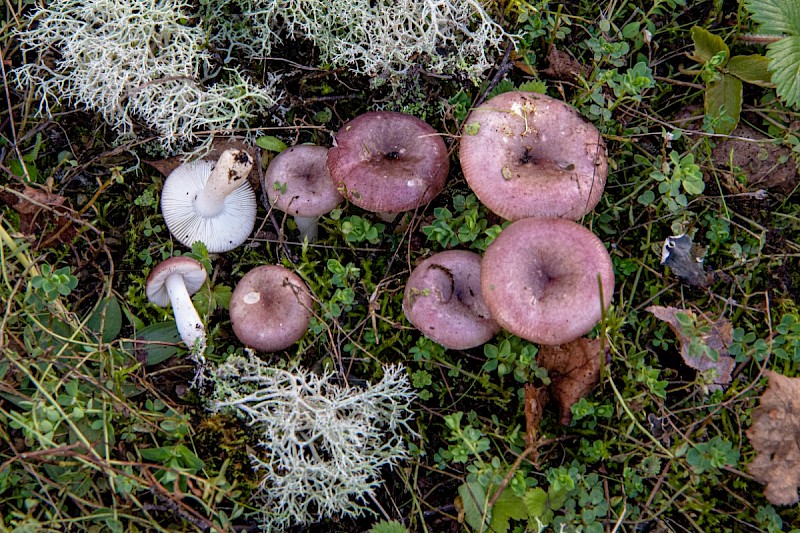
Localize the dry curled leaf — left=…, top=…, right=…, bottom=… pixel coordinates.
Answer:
left=647, top=305, right=734, bottom=390
left=538, top=337, right=603, bottom=425
left=746, top=370, right=800, bottom=506
left=523, top=384, right=548, bottom=448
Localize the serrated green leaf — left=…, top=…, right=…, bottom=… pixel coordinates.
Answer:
left=488, top=489, right=528, bottom=532
left=706, top=73, right=742, bottom=134
left=690, top=27, right=729, bottom=65
left=255, top=135, right=288, bottom=152
left=458, top=481, right=490, bottom=532
left=369, top=520, right=410, bottom=533
left=726, top=54, right=774, bottom=86
left=523, top=487, right=549, bottom=517
left=767, top=36, right=800, bottom=108
left=744, top=0, right=800, bottom=36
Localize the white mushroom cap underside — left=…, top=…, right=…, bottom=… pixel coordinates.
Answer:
left=161, top=159, right=257, bottom=253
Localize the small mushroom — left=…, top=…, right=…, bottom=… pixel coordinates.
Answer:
left=459, top=91, right=608, bottom=221
left=263, top=145, right=344, bottom=242
left=229, top=265, right=313, bottom=352
left=480, top=218, right=615, bottom=345
left=146, top=256, right=208, bottom=353
left=161, top=149, right=256, bottom=253
left=403, top=250, right=500, bottom=350
left=327, top=111, right=449, bottom=219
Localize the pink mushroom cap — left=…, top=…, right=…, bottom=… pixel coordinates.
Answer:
left=229, top=265, right=314, bottom=352
left=403, top=250, right=500, bottom=350
left=481, top=217, right=615, bottom=345
left=459, top=91, right=608, bottom=221
left=264, top=145, right=343, bottom=218
left=327, top=111, right=449, bottom=214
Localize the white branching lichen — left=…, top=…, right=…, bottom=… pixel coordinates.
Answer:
left=13, top=0, right=279, bottom=150
left=209, top=0, right=514, bottom=81
left=211, top=354, right=416, bottom=529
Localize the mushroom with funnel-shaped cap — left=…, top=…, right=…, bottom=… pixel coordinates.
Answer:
left=459, top=91, right=607, bottom=221
left=229, top=265, right=313, bottom=352
left=264, top=145, right=344, bottom=242
left=327, top=111, right=449, bottom=219
left=146, top=256, right=208, bottom=353
left=161, top=149, right=257, bottom=253
left=403, top=250, right=500, bottom=350
left=480, top=217, right=615, bottom=345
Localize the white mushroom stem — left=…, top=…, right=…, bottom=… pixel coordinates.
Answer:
left=294, top=215, right=320, bottom=242
left=194, top=149, right=254, bottom=218
left=165, top=272, right=206, bottom=351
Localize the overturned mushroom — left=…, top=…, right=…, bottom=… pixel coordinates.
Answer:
left=481, top=217, right=615, bottom=345
left=460, top=91, right=607, bottom=221
left=403, top=250, right=500, bottom=350
left=161, top=149, right=256, bottom=253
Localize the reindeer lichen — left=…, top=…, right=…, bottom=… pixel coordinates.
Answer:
left=13, top=0, right=279, bottom=151
left=211, top=354, right=416, bottom=529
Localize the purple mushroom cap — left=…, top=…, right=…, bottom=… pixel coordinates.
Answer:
left=481, top=218, right=615, bottom=345
left=229, top=265, right=313, bottom=352
left=460, top=91, right=608, bottom=221
left=328, top=111, right=449, bottom=214
left=403, top=250, right=500, bottom=350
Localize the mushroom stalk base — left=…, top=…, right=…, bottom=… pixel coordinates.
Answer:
left=166, top=272, right=206, bottom=352
left=194, top=150, right=253, bottom=218
left=294, top=215, right=320, bottom=242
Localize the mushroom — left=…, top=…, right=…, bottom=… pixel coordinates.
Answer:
left=161, top=148, right=257, bottom=253
left=229, top=265, right=313, bottom=352
left=263, top=145, right=344, bottom=242
left=403, top=250, right=500, bottom=350
left=480, top=217, right=615, bottom=345
left=146, top=256, right=208, bottom=353
left=459, top=91, right=608, bottom=221
left=327, top=111, right=449, bottom=219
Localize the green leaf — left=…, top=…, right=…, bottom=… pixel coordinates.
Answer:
left=256, top=135, right=288, bottom=152
left=524, top=487, right=548, bottom=517
left=690, top=27, right=729, bottom=65
left=85, top=295, right=123, bottom=343
left=458, top=481, right=490, bottom=532
left=705, top=73, right=742, bottom=134
left=369, top=520, right=410, bottom=533
left=727, top=55, right=773, bottom=86
left=766, top=36, right=800, bottom=108
left=123, top=321, right=182, bottom=365
left=488, top=489, right=528, bottom=532
left=744, top=0, right=800, bottom=35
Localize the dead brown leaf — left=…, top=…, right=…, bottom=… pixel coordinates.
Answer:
left=537, top=337, right=603, bottom=425
left=1, top=186, right=74, bottom=244
left=541, top=47, right=590, bottom=84
left=746, top=370, right=800, bottom=506
left=647, top=306, right=734, bottom=390
left=523, top=384, right=548, bottom=447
